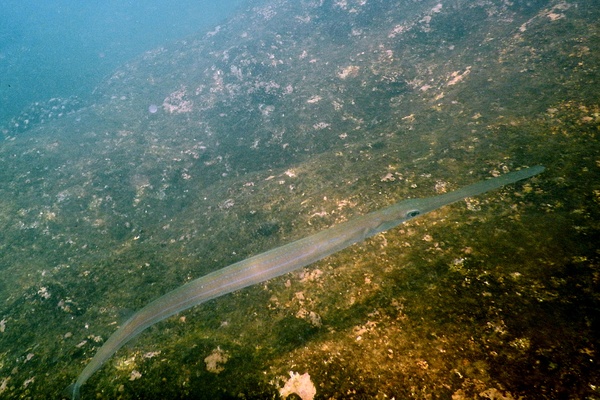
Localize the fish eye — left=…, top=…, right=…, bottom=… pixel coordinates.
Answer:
left=406, top=210, right=421, bottom=218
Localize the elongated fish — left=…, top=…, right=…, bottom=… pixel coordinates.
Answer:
left=66, top=165, right=544, bottom=399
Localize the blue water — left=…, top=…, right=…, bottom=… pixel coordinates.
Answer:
left=0, top=0, right=244, bottom=125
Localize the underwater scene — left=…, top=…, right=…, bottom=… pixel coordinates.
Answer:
left=0, top=0, right=599, bottom=399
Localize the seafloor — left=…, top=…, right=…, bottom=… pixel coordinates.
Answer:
left=0, top=0, right=598, bottom=399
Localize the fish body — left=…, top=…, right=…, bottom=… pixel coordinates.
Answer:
left=67, top=165, right=544, bottom=399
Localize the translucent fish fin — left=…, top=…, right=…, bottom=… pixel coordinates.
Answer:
left=63, top=383, right=80, bottom=400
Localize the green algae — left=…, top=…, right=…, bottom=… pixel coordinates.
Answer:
left=1, top=0, right=599, bottom=399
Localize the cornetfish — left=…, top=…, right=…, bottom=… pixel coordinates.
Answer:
left=66, top=165, right=544, bottom=399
